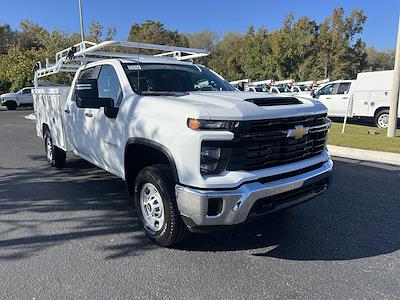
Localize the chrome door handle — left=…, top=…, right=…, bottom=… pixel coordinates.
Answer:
left=85, top=112, right=93, bottom=118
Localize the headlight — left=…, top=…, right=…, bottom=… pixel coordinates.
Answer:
left=200, top=144, right=231, bottom=175
left=187, top=118, right=238, bottom=131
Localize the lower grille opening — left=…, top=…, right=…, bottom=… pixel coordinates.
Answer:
left=207, top=198, right=223, bottom=216
left=249, top=178, right=330, bottom=217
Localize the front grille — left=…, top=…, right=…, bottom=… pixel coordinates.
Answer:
left=226, top=114, right=329, bottom=171
left=249, top=177, right=330, bottom=217
left=245, top=97, right=302, bottom=106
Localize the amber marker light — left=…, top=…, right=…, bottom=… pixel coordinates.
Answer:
left=187, top=118, right=201, bottom=130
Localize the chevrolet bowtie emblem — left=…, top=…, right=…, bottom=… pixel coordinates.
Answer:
left=287, top=125, right=309, bottom=139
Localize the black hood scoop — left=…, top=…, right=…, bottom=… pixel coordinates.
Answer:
left=245, top=97, right=302, bottom=106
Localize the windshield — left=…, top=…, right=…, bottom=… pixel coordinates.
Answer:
left=123, top=63, right=235, bottom=95
left=298, top=85, right=311, bottom=91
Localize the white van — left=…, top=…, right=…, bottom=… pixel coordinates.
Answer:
left=309, top=70, right=399, bottom=128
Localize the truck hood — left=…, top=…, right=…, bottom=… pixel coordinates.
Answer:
left=0, top=92, right=17, bottom=98
left=157, top=91, right=327, bottom=120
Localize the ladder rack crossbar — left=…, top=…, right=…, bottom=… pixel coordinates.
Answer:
left=34, top=40, right=210, bottom=79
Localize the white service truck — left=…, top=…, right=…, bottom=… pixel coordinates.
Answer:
left=33, top=40, right=332, bottom=246
left=310, top=70, right=400, bottom=128
left=0, top=87, right=34, bottom=110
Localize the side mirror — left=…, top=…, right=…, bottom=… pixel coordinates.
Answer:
left=75, top=79, right=114, bottom=109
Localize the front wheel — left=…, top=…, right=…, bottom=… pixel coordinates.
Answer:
left=374, top=109, right=389, bottom=128
left=44, top=130, right=66, bottom=168
left=6, top=101, right=17, bottom=110
left=134, top=164, right=188, bottom=246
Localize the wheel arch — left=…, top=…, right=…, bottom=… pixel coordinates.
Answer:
left=374, top=106, right=389, bottom=118
left=124, top=138, right=179, bottom=195
left=42, top=123, right=50, bottom=138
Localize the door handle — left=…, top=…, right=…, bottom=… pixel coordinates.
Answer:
left=325, top=97, right=331, bottom=100
left=85, top=112, right=93, bottom=118
left=64, top=109, right=70, bottom=114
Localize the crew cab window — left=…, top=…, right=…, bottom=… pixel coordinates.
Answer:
left=22, top=88, right=31, bottom=94
left=123, top=63, right=234, bottom=95
left=317, top=83, right=334, bottom=95
left=337, top=83, right=351, bottom=95
left=97, top=65, right=123, bottom=106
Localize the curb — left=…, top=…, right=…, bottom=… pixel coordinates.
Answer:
left=328, top=145, right=400, bottom=167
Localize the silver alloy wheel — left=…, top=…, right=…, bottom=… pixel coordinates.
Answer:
left=140, top=183, right=165, bottom=232
left=377, top=113, right=389, bottom=128
left=46, top=136, right=53, bottom=161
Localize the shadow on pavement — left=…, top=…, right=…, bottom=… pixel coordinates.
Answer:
left=0, top=155, right=399, bottom=261
left=0, top=157, right=155, bottom=260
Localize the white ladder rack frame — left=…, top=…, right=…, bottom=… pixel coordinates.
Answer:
left=34, top=40, right=210, bottom=79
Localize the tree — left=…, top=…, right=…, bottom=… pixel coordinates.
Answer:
left=0, top=24, right=15, bottom=54
left=88, top=22, right=116, bottom=43
left=186, top=30, right=218, bottom=50
left=366, top=47, right=395, bottom=71
left=128, top=20, right=188, bottom=47
left=208, top=32, right=245, bottom=81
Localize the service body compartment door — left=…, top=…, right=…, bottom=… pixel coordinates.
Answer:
left=351, top=91, right=370, bottom=117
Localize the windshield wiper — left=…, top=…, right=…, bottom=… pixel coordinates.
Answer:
left=138, top=91, right=189, bottom=97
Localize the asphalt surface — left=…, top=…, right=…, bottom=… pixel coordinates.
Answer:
left=0, top=110, right=399, bottom=299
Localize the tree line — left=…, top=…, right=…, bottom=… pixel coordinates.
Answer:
left=0, top=7, right=395, bottom=94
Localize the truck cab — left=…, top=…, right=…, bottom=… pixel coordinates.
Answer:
left=33, top=40, right=333, bottom=246
left=312, top=80, right=353, bottom=117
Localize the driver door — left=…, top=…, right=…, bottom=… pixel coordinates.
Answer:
left=330, top=82, right=351, bottom=116
left=86, top=64, right=123, bottom=174
left=315, top=83, right=335, bottom=113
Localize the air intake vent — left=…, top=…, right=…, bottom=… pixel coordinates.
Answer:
left=245, top=97, right=302, bottom=106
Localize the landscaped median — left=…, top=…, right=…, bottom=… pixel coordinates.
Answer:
left=327, top=122, right=400, bottom=166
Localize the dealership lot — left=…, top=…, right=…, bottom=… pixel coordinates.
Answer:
left=0, top=110, right=399, bottom=299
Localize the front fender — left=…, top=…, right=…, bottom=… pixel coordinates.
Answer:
left=2, top=97, right=19, bottom=105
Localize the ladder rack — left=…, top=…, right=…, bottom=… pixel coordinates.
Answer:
left=34, top=40, right=210, bottom=79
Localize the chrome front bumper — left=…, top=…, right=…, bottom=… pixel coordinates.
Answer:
left=175, top=160, right=333, bottom=229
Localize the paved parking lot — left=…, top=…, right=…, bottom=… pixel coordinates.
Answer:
left=0, top=110, right=399, bottom=299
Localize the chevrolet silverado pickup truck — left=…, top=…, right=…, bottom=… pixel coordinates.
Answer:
left=33, top=41, right=332, bottom=246
left=1, top=87, right=34, bottom=110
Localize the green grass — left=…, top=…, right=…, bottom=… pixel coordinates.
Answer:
left=328, top=122, right=400, bottom=153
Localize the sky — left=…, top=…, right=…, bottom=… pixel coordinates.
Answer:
left=0, top=0, right=399, bottom=50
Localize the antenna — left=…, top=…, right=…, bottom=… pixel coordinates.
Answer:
left=78, top=0, right=85, bottom=43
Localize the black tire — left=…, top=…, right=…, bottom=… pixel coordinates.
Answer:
left=44, top=130, right=66, bottom=168
left=374, top=109, right=389, bottom=128
left=6, top=101, right=17, bottom=110
left=134, top=164, right=189, bottom=246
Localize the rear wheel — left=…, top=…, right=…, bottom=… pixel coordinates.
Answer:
left=6, top=101, right=17, bottom=110
left=44, top=130, right=66, bottom=168
left=374, top=109, right=389, bottom=128
left=134, top=164, right=188, bottom=246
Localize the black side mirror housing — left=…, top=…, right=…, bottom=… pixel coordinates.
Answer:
left=75, top=78, right=114, bottom=109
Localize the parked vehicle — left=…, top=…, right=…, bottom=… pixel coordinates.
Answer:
left=291, top=85, right=312, bottom=95
left=33, top=40, right=332, bottom=246
left=309, top=70, right=400, bottom=128
left=0, top=87, right=34, bottom=110
left=269, top=84, right=292, bottom=94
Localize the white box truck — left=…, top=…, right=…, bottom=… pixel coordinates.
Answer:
left=33, top=40, right=332, bottom=246
left=309, top=70, right=400, bottom=128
